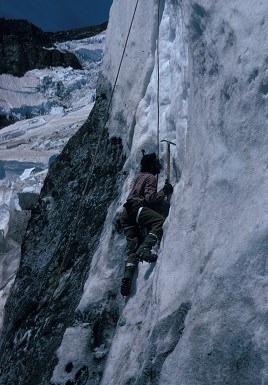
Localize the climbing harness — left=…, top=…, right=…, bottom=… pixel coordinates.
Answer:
left=15, top=1, right=141, bottom=384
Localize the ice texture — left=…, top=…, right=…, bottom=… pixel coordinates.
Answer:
left=79, top=0, right=267, bottom=384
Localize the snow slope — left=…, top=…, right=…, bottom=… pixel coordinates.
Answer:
left=0, top=0, right=267, bottom=384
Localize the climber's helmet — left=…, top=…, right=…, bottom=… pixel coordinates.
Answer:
left=140, top=153, right=162, bottom=175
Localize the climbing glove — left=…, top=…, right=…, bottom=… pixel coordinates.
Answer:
left=163, top=180, right=173, bottom=195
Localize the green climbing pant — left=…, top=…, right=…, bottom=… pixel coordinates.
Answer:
left=120, top=206, right=165, bottom=267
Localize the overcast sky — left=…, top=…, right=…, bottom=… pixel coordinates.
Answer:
left=0, top=0, right=113, bottom=32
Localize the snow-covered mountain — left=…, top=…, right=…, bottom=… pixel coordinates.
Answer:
left=0, top=1, right=267, bottom=385
left=0, top=31, right=106, bottom=328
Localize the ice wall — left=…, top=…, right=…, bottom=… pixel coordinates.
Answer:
left=94, top=0, right=268, bottom=384
left=0, top=0, right=267, bottom=384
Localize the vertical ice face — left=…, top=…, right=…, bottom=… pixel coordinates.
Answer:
left=95, top=0, right=268, bottom=384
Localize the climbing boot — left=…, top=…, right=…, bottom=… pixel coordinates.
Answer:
left=135, top=233, right=158, bottom=262
left=138, top=250, right=158, bottom=263
left=121, top=264, right=135, bottom=296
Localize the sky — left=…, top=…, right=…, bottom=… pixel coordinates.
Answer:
left=0, top=0, right=113, bottom=32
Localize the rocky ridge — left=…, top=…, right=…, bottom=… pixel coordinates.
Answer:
left=0, top=29, right=106, bottom=330
left=0, top=18, right=107, bottom=77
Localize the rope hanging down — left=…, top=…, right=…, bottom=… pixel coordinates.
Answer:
left=15, top=1, right=141, bottom=384
left=157, top=0, right=161, bottom=159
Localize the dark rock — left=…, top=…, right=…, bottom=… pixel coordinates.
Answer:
left=0, top=78, right=125, bottom=385
left=18, top=192, right=39, bottom=211
left=0, top=18, right=107, bottom=76
left=0, top=114, right=18, bottom=130
left=6, top=210, right=31, bottom=244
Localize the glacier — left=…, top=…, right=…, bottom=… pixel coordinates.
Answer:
left=0, top=0, right=267, bottom=385
left=0, top=32, right=106, bottom=328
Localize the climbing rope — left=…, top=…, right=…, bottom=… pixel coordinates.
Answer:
left=157, top=0, right=161, bottom=159
left=155, top=0, right=161, bottom=189
left=13, top=1, right=141, bottom=384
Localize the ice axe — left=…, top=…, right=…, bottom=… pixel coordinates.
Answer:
left=161, top=139, right=176, bottom=182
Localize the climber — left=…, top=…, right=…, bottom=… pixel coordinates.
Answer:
left=120, top=152, right=173, bottom=296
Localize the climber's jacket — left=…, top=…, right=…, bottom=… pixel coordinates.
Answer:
left=123, top=172, right=166, bottom=214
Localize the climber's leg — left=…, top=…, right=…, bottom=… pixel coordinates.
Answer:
left=135, top=207, right=165, bottom=261
left=120, top=209, right=141, bottom=295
